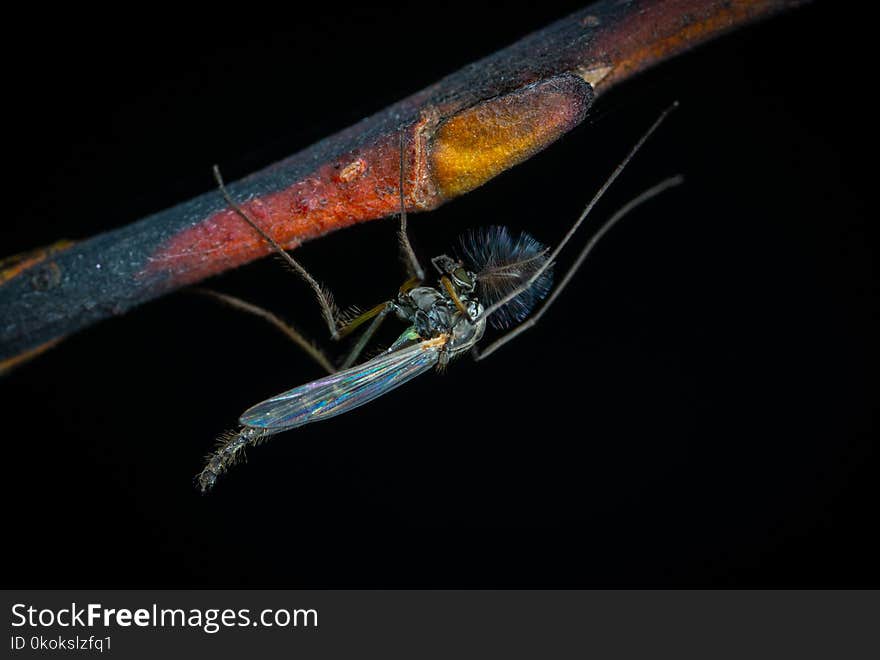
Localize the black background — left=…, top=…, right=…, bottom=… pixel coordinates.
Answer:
left=3, top=2, right=874, bottom=587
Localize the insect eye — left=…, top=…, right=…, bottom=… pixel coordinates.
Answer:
left=452, top=267, right=473, bottom=289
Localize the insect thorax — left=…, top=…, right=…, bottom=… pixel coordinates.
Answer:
left=395, top=285, right=485, bottom=356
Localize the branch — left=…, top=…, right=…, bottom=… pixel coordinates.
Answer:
left=0, top=0, right=808, bottom=368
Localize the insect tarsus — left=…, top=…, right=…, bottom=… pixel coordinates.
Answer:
left=197, top=426, right=265, bottom=493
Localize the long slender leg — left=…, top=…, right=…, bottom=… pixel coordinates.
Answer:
left=399, top=275, right=421, bottom=294
left=191, top=288, right=336, bottom=374
left=439, top=275, right=469, bottom=316
left=336, top=302, right=389, bottom=339
left=478, top=102, right=679, bottom=323
left=212, top=165, right=344, bottom=340
left=397, top=130, right=425, bottom=281
left=473, top=175, right=684, bottom=361
left=339, top=302, right=394, bottom=369
left=335, top=272, right=424, bottom=368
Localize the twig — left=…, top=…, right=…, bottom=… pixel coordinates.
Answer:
left=0, top=0, right=809, bottom=368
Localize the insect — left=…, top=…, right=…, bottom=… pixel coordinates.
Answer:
left=197, top=104, right=683, bottom=492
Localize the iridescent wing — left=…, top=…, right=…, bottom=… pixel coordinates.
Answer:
left=239, top=336, right=447, bottom=432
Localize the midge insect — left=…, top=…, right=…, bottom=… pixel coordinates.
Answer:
left=196, top=103, right=683, bottom=492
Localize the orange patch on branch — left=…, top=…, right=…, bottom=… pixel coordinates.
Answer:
left=429, top=76, right=591, bottom=199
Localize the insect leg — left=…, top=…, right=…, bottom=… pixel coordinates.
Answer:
left=191, top=287, right=336, bottom=374
left=440, top=275, right=470, bottom=318
left=477, top=102, right=679, bottom=324
left=473, top=175, right=684, bottom=361
left=336, top=270, right=426, bottom=368
left=197, top=425, right=266, bottom=493
left=339, top=302, right=395, bottom=370
left=336, top=302, right=391, bottom=339
left=397, top=130, right=425, bottom=281
left=212, top=165, right=345, bottom=340
left=399, top=275, right=421, bottom=293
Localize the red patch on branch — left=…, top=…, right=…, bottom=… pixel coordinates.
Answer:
left=146, top=132, right=424, bottom=286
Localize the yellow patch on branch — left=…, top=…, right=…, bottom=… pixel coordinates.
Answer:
left=429, top=76, right=591, bottom=199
